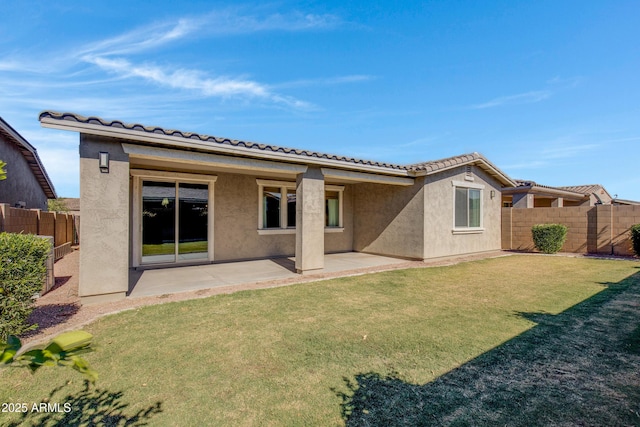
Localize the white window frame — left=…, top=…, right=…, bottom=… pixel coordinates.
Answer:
left=131, top=169, right=217, bottom=267
left=256, top=180, right=345, bottom=234
left=452, top=180, right=484, bottom=234
left=325, top=185, right=345, bottom=232
left=257, top=179, right=297, bottom=235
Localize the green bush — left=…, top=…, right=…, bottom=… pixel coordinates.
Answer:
left=631, top=224, right=640, bottom=257
left=531, top=224, right=568, bottom=254
left=0, top=233, right=51, bottom=340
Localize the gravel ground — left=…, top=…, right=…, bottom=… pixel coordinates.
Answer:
left=23, top=247, right=511, bottom=346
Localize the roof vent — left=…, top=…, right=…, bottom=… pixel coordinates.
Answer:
left=465, top=165, right=474, bottom=181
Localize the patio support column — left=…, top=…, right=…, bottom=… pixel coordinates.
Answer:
left=551, top=197, right=564, bottom=207
left=295, top=166, right=324, bottom=273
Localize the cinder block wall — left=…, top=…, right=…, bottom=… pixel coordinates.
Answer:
left=502, top=205, right=640, bottom=256
left=606, top=205, right=640, bottom=256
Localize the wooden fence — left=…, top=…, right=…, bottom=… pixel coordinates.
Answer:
left=502, top=205, right=640, bottom=256
left=0, top=203, right=77, bottom=259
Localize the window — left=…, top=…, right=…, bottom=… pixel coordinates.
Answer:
left=257, top=180, right=344, bottom=233
left=287, top=189, right=296, bottom=227
left=263, top=187, right=282, bottom=228
left=325, top=190, right=340, bottom=227
left=257, top=180, right=296, bottom=232
left=454, top=185, right=482, bottom=229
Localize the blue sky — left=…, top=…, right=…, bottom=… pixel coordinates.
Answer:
left=1, top=1, right=639, bottom=200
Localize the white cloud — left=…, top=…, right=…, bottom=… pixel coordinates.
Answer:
left=77, top=19, right=201, bottom=57
left=200, top=10, right=341, bottom=34
left=83, top=56, right=313, bottom=109
left=273, top=75, right=375, bottom=89
left=541, top=144, right=599, bottom=159
left=0, top=8, right=349, bottom=113
left=76, top=10, right=340, bottom=58
left=502, top=160, right=550, bottom=170
left=468, top=90, right=551, bottom=109
left=546, top=75, right=583, bottom=88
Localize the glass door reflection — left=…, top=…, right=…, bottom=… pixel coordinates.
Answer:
left=142, top=181, right=176, bottom=263
left=178, top=183, right=208, bottom=260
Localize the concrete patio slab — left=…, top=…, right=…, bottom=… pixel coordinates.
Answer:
left=128, top=252, right=408, bottom=298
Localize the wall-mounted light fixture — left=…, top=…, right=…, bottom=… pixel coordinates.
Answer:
left=490, top=190, right=496, bottom=199
left=99, top=152, right=109, bottom=173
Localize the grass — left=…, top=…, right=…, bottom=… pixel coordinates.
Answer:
left=142, top=241, right=207, bottom=256
left=2, top=255, right=639, bottom=426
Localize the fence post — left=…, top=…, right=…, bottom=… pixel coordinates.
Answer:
left=32, top=209, right=42, bottom=235
left=609, top=204, right=614, bottom=255
left=0, top=203, right=9, bottom=232
left=51, top=211, right=57, bottom=247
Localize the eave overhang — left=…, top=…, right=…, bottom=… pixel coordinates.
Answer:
left=0, top=117, right=57, bottom=199
left=40, top=113, right=411, bottom=178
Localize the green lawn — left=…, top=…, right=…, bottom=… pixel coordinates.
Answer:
left=142, top=241, right=208, bottom=256
left=2, top=255, right=639, bottom=426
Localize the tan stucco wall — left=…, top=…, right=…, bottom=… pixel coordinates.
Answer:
left=214, top=172, right=294, bottom=260
left=325, top=184, right=354, bottom=253
left=213, top=172, right=354, bottom=261
left=422, top=166, right=503, bottom=259
left=79, top=135, right=130, bottom=301
left=352, top=178, right=425, bottom=259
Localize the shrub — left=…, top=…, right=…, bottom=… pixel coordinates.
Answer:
left=0, top=233, right=51, bottom=340
left=631, top=224, right=640, bottom=257
left=531, top=224, right=568, bottom=254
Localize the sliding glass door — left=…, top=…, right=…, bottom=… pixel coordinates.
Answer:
left=142, top=180, right=208, bottom=264
left=178, top=183, right=208, bottom=260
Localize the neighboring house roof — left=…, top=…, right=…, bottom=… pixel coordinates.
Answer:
left=613, top=198, right=640, bottom=206
left=59, top=197, right=80, bottom=211
left=39, top=111, right=516, bottom=187
left=502, top=180, right=588, bottom=200
left=558, top=184, right=612, bottom=203
left=0, top=116, right=56, bottom=199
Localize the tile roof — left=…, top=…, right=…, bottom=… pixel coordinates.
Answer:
left=505, top=180, right=613, bottom=200
left=558, top=184, right=605, bottom=195
left=0, top=116, right=56, bottom=199
left=406, top=152, right=516, bottom=186
left=39, top=111, right=407, bottom=171
left=38, top=111, right=516, bottom=186
left=406, top=152, right=481, bottom=172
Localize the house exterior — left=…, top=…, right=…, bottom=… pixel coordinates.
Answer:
left=40, top=111, right=516, bottom=304
left=59, top=197, right=80, bottom=214
left=612, top=198, right=640, bottom=206
left=0, top=116, right=56, bottom=209
left=502, top=180, right=614, bottom=208
left=558, top=184, right=613, bottom=206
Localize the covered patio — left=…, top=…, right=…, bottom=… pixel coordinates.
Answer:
left=128, top=252, right=409, bottom=298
